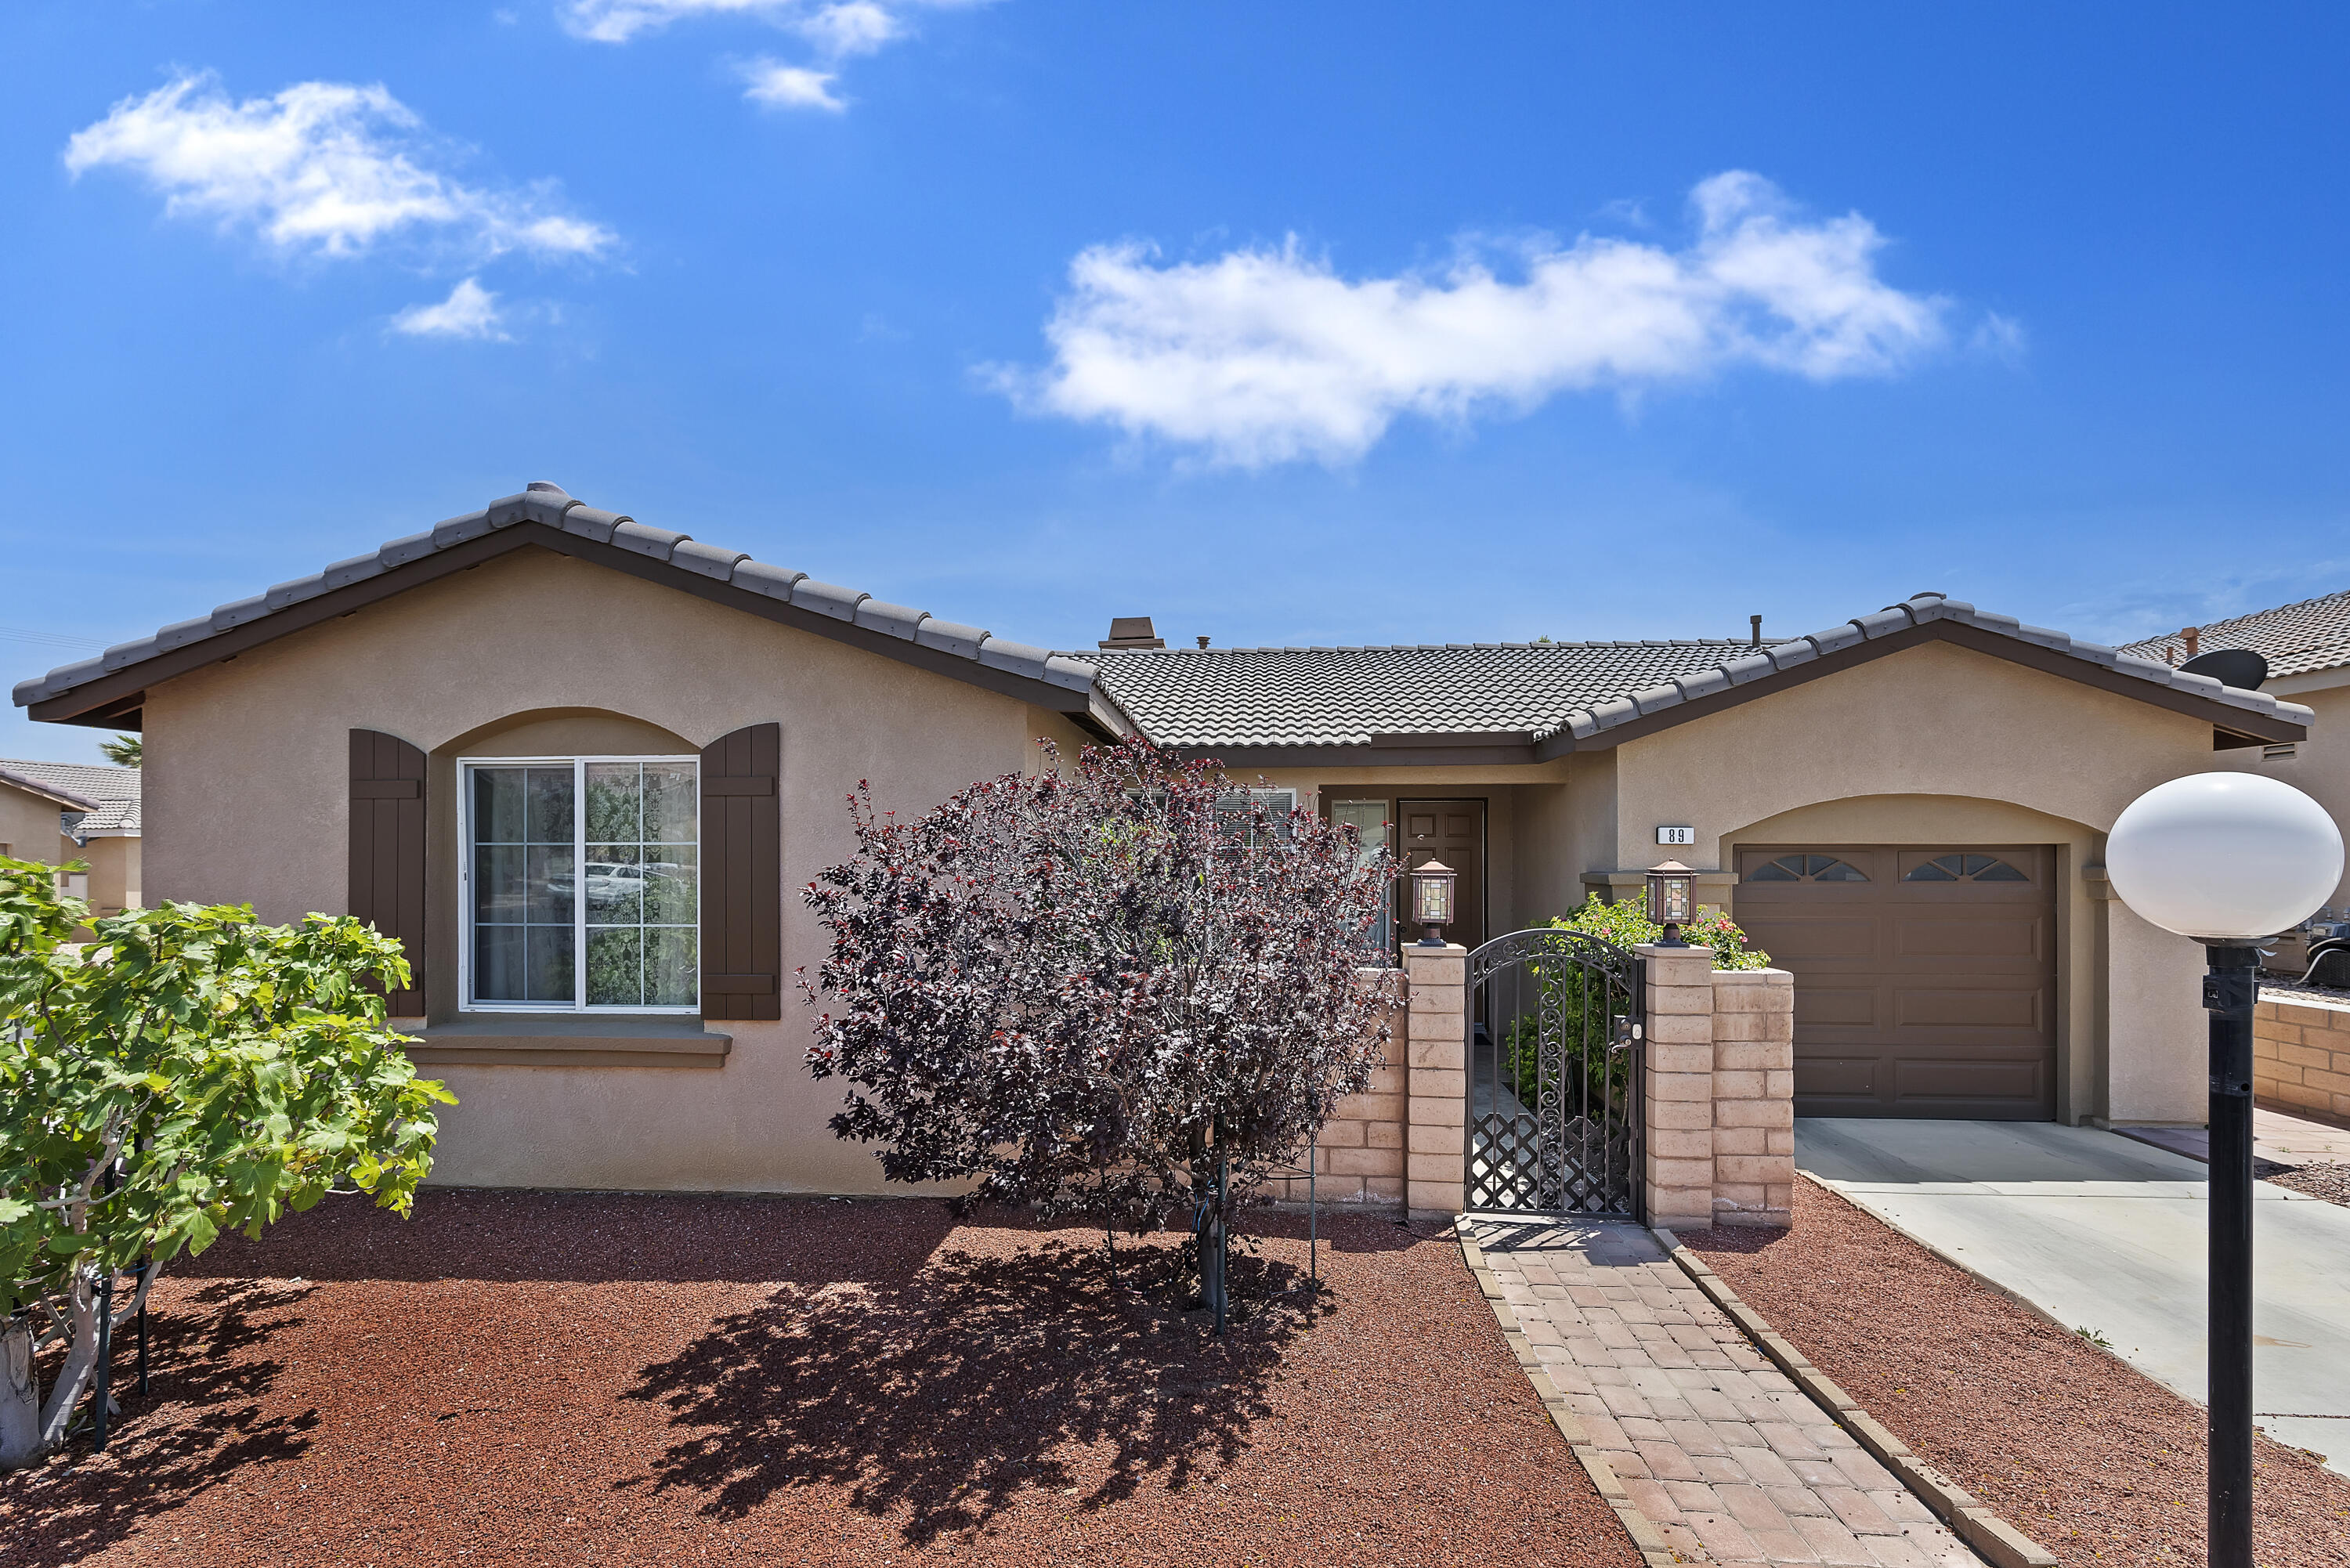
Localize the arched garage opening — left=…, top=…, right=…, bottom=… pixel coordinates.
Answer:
left=1722, top=794, right=2104, bottom=1122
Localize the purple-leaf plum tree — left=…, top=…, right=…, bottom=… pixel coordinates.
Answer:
left=802, top=739, right=1399, bottom=1316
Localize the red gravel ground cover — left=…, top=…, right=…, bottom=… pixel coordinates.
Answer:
left=1684, top=1178, right=2350, bottom=1566
left=2, top=1191, right=1640, bottom=1568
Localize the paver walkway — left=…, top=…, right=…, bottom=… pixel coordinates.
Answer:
left=1468, top=1217, right=1980, bottom=1568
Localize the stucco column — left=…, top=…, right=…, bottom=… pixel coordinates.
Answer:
left=1711, top=967, right=1795, bottom=1227
left=1404, top=941, right=1468, bottom=1219
left=1638, top=942, right=1717, bottom=1232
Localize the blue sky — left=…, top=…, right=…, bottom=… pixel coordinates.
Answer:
left=5, top=2, right=2348, bottom=764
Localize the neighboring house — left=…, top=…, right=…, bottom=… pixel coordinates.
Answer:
left=0, top=758, right=141, bottom=916
left=9, top=483, right=2312, bottom=1194
left=2120, top=590, right=2350, bottom=911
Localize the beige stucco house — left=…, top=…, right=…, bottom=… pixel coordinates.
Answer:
left=0, top=758, right=140, bottom=916
left=2121, top=591, right=2350, bottom=915
left=10, top=482, right=2314, bottom=1194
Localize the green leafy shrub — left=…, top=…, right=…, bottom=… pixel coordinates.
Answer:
left=1499, top=899, right=1772, bottom=1116
left=2, top=856, right=451, bottom=1467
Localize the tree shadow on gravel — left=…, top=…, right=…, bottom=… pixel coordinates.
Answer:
left=619, top=1231, right=1332, bottom=1544
left=0, top=1281, right=317, bottom=1568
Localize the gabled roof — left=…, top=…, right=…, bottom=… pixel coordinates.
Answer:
left=2117, top=587, right=2350, bottom=681
left=0, top=761, right=101, bottom=815
left=1082, top=593, right=2311, bottom=764
left=0, top=759, right=141, bottom=837
left=12, top=485, right=2307, bottom=763
left=13, top=484, right=1130, bottom=737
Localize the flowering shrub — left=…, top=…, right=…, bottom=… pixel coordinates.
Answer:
left=1545, top=897, right=1770, bottom=969
left=1501, top=898, right=1771, bottom=1113
left=801, top=738, right=1399, bottom=1310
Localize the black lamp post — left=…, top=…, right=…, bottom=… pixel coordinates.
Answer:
left=2106, top=771, right=2345, bottom=1568
left=1645, top=860, right=1696, bottom=946
left=1410, top=858, right=1457, bottom=945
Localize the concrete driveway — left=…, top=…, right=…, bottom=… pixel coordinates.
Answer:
left=1796, top=1117, right=2350, bottom=1475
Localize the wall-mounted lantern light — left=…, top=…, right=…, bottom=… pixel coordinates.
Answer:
left=1645, top=860, right=1697, bottom=946
left=1410, top=858, right=1458, bottom=946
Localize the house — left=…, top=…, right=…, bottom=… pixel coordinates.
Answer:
left=10, top=483, right=2311, bottom=1194
left=2120, top=590, right=2350, bottom=915
left=0, top=758, right=141, bottom=916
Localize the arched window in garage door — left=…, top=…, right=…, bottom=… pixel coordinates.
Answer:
left=1746, top=854, right=1871, bottom=883
left=1902, top=853, right=2030, bottom=883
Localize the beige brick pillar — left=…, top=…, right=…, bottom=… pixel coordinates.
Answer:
left=1638, top=941, right=1717, bottom=1232
left=1403, top=941, right=1468, bottom=1219
left=1710, top=967, right=1796, bottom=1227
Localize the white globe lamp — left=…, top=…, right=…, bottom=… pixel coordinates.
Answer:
left=2104, top=768, right=2341, bottom=1568
left=2106, top=771, right=2341, bottom=940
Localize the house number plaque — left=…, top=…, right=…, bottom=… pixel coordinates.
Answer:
left=1654, top=826, right=1696, bottom=845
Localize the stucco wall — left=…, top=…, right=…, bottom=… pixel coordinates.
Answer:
left=0, top=782, right=60, bottom=865
left=2210, top=678, right=2350, bottom=912
left=1612, top=640, right=2232, bottom=1124
left=143, top=545, right=1066, bottom=1194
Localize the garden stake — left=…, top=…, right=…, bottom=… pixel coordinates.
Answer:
left=91, top=1267, right=112, bottom=1452
left=136, top=1257, right=151, bottom=1396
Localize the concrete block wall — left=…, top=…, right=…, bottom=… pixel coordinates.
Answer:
left=1403, top=943, right=1469, bottom=1218
left=2255, top=993, right=2350, bottom=1129
left=1265, top=970, right=1408, bottom=1207
left=1639, top=943, right=1797, bottom=1232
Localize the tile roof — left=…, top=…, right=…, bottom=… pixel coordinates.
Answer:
left=0, top=758, right=139, bottom=836
left=1079, top=593, right=2310, bottom=750
left=2117, top=587, right=2350, bottom=681
left=9, top=482, right=1103, bottom=717
left=1088, top=640, right=1763, bottom=747
left=9, top=479, right=2307, bottom=758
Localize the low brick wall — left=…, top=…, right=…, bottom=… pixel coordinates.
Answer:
left=1270, top=944, right=1796, bottom=1225
left=1642, top=945, right=1797, bottom=1232
left=1264, top=969, right=1410, bottom=1209
left=2255, top=992, right=2350, bottom=1127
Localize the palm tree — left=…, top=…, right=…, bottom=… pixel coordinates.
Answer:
left=97, top=734, right=140, bottom=768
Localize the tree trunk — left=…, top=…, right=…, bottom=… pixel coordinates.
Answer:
left=34, top=1271, right=101, bottom=1456
left=2, top=1317, right=40, bottom=1469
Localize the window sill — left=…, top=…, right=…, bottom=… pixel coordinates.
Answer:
left=403, top=1014, right=733, bottom=1069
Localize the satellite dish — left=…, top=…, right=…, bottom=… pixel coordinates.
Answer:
left=2179, top=648, right=2269, bottom=692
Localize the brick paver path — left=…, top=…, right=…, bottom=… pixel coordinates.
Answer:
left=1468, top=1217, right=1981, bottom=1567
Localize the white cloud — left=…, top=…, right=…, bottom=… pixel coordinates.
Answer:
left=740, top=60, right=845, bottom=111
left=391, top=277, right=509, bottom=340
left=64, top=73, right=613, bottom=262
left=796, top=0, right=902, bottom=56
left=561, top=0, right=968, bottom=45
left=997, top=172, right=1958, bottom=468
left=561, top=0, right=987, bottom=110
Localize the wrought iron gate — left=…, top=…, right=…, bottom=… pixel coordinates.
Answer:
left=1465, top=928, right=1643, bottom=1217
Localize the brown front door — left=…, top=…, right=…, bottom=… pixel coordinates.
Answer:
left=1398, top=800, right=1487, bottom=952
left=1731, top=845, right=2057, bottom=1119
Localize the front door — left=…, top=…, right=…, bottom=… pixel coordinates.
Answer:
left=1398, top=799, right=1487, bottom=952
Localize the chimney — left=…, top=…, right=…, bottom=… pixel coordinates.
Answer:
left=1196, top=635, right=1210, bottom=649
left=2182, top=626, right=2200, bottom=659
left=1099, top=616, right=1165, bottom=650
left=1749, top=614, right=1762, bottom=646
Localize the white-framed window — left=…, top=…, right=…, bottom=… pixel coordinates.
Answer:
left=1214, top=789, right=1297, bottom=849
left=458, top=755, right=700, bottom=1013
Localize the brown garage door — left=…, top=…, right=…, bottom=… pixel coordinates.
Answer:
left=1731, top=845, right=2056, bottom=1119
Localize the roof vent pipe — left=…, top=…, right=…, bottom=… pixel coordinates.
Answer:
left=1197, top=635, right=1210, bottom=649
left=2183, top=627, right=2201, bottom=659
left=1749, top=615, right=1762, bottom=646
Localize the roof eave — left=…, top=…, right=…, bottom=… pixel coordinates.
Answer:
left=1556, top=616, right=2310, bottom=750
left=23, top=521, right=1118, bottom=732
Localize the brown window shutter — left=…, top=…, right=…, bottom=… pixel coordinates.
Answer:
left=348, top=729, right=427, bottom=1014
left=701, top=723, right=780, bottom=1021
